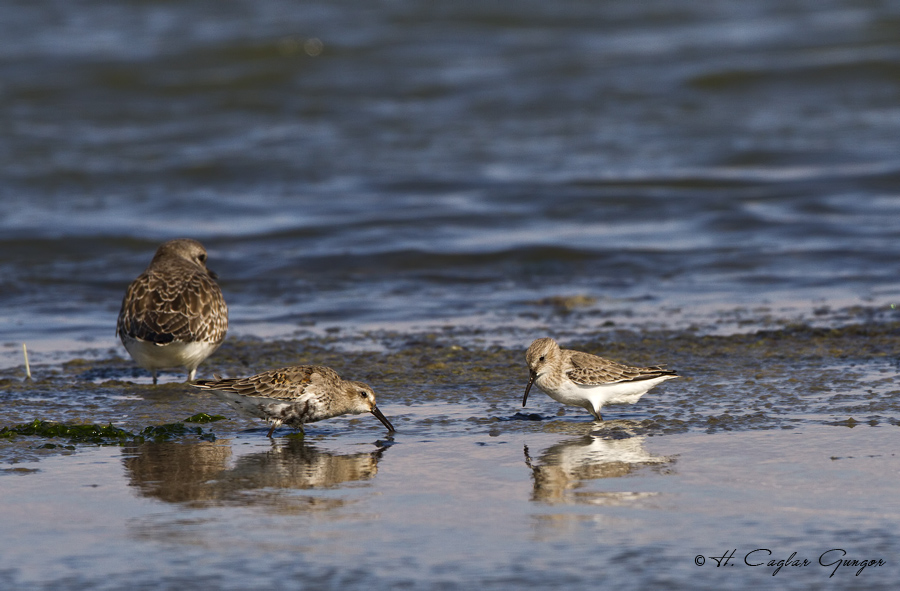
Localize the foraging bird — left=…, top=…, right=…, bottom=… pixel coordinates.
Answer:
left=193, top=365, right=395, bottom=437
left=523, top=337, right=677, bottom=420
left=117, top=239, right=228, bottom=384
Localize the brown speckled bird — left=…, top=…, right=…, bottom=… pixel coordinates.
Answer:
left=193, top=365, right=395, bottom=437
left=523, top=337, right=677, bottom=420
left=116, top=239, right=228, bottom=384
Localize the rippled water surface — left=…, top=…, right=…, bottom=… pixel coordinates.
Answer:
left=1, top=0, right=900, bottom=589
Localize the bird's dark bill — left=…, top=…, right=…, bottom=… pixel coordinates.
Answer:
left=523, top=371, right=536, bottom=407
left=371, top=406, right=395, bottom=432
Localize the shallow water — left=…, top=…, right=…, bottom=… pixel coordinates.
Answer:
left=2, top=419, right=899, bottom=590
left=2, top=0, right=900, bottom=588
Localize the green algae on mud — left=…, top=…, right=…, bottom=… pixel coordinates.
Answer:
left=0, top=414, right=226, bottom=465
left=0, top=419, right=134, bottom=443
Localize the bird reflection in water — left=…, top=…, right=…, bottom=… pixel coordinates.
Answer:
left=122, top=437, right=391, bottom=511
left=524, top=434, right=674, bottom=505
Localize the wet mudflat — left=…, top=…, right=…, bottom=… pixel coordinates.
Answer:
left=1, top=324, right=899, bottom=590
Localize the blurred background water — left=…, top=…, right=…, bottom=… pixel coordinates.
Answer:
left=2, top=0, right=900, bottom=367
left=2, top=1, right=900, bottom=589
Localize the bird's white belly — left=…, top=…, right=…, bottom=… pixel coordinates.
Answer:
left=122, top=336, right=219, bottom=371
left=538, top=375, right=674, bottom=410
left=212, top=391, right=289, bottom=421
left=211, top=391, right=325, bottom=428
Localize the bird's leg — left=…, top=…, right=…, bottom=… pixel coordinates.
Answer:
left=523, top=445, right=534, bottom=469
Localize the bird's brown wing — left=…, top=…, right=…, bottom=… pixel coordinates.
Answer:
left=117, top=267, right=227, bottom=344
left=194, top=366, right=337, bottom=402
left=566, top=350, right=676, bottom=385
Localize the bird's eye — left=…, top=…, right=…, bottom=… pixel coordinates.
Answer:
left=359, top=391, right=368, bottom=399
left=198, top=254, right=207, bottom=263
left=539, top=356, right=545, bottom=362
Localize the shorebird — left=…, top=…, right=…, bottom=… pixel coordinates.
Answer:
left=193, top=365, right=395, bottom=437
left=116, top=239, right=228, bottom=384
left=523, top=337, right=677, bottom=420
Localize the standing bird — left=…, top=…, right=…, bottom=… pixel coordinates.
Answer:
left=116, top=239, right=228, bottom=384
left=193, top=365, right=395, bottom=437
left=523, top=337, right=677, bottom=420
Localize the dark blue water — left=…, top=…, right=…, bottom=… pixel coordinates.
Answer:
left=2, top=1, right=900, bottom=589
left=3, top=0, right=900, bottom=367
